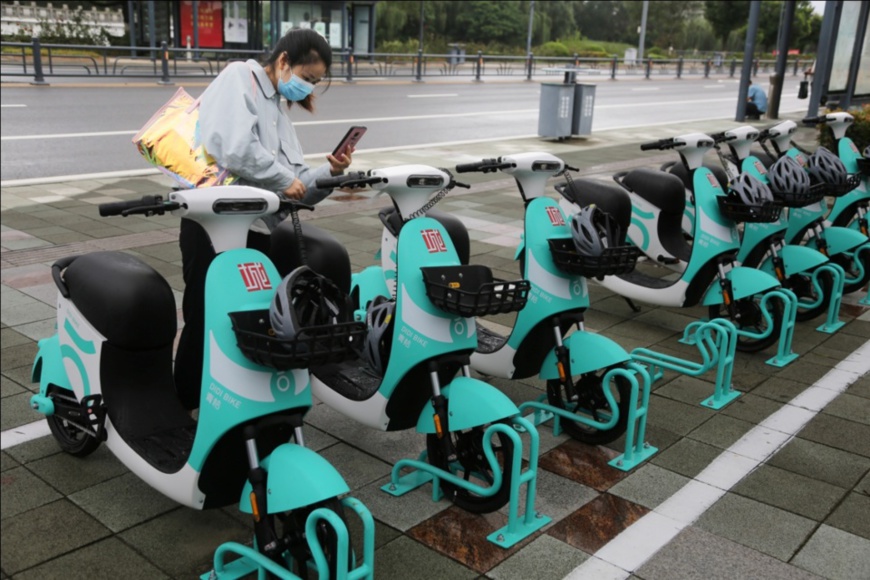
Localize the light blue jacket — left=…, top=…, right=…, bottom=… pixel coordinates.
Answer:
left=199, top=59, right=335, bottom=210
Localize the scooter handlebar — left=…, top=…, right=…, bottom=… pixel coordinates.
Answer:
left=315, top=171, right=384, bottom=190
left=98, top=195, right=180, bottom=217
left=803, top=116, right=822, bottom=125
left=454, top=159, right=515, bottom=173
left=640, top=138, right=676, bottom=151
left=709, top=132, right=733, bottom=144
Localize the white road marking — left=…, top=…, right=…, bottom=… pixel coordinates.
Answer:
left=1, top=419, right=51, bottom=450
left=1, top=129, right=136, bottom=141
left=703, top=84, right=726, bottom=88
left=565, top=339, right=870, bottom=579
left=1, top=104, right=27, bottom=108
left=630, top=87, right=660, bottom=92
left=407, top=93, right=459, bottom=98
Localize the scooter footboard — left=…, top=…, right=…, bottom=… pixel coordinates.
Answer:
left=539, top=332, right=630, bottom=380
left=239, top=443, right=350, bottom=514
left=701, top=266, right=780, bottom=306
left=416, top=377, right=519, bottom=433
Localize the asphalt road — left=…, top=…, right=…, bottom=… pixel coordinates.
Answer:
left=0, top=76, right=809, bottom=182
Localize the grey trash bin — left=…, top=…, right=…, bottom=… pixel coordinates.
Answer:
left=538, top=82, right=575, bottom=139
left=573, top=84, right=596, bottom=136
left=538, top=79, right=596, bottom=139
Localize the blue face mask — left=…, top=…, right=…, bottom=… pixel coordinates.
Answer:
left=277, top=71, right=314, bottom=102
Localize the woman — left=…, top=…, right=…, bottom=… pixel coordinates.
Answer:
left=175, top=28, right=353, bottom=411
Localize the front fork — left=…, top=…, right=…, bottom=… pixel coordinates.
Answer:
left=429, top=361, right=458, bottom=462
left=857, top=205, right=869, bottom=237
left=716, top=261, right=737, bottom=320
left=768, top=238, right=787, bottom=284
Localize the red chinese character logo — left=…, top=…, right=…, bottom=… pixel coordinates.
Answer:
left=238, top=262, right=272, bottom=292
left=753, top=161, right=767, bottom=175
left=707, top=173, right=720, bottom=188
left=545, top=206, right=565, bottom=226
left=421, top=229, right=447, bottom=253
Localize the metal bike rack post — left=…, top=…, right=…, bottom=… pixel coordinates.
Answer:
left=415, top=49, right=424, bottom=82
left=611, top=56, right=618, bottom=79
left=645, top=58, right=652, bottom=79
left=677, top=57, right=684, bottom=79
left=526, top=52, right=534, bottom=81
left=811, top=263, right=846, bottom=333
left=474, top=50, right=483, bottom=82
left=632, top=319, right=740, bottom=410
left=730, top=58, right=737, bottom=77
left=704, top=60, right=711, bottom=78
left=346, top=48, right=354, bottom=83
left=762, top=288, right=799, bottom=367
left=382, top=417, right=550, bottom=548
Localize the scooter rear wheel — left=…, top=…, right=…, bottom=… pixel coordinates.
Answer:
left=46, top=386, right=101, bottom=457
left=708, top=294, right=783, bottom=353
left=426, top=420, right=515, bottom=514
left=545, top=370, right=631, bottom=446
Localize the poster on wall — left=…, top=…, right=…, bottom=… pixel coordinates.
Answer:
left=281, top=21, right=294, bottom=36
left=329, top=23, right=342, bottom=48
left=314, top=22, right=326, bottom=38
left=180, top=1, right=224, bottom=48
left=224, top=0, right=247, bottom=43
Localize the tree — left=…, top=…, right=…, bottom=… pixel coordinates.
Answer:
left=573, top=1, right=631, bottom=43
left=454, top=2, right=527, bottom=46
left=623, top=1, right=702, bottom=51
left=705, top=0, right=750, bottom=49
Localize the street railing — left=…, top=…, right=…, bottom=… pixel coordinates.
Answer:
left=0, top=38, right=808, bottom=84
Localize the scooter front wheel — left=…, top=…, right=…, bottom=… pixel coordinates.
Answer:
left=46, top=386, right=101, bottom=457
left=708, top=295, right=783, bottom=353
left=278, top=497, right=351, bottom=579
left=426, top=420, right=515, bottom=514
left=545, top=370, right=630, bottom=446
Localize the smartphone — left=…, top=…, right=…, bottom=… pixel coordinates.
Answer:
left=332, top=126, right=367, bottom=158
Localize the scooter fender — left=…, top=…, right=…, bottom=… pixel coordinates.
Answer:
left=769, top=245, right=831, bottom=278
left=538, top=332, right=630, bottom=380
left=811, top=226, right=868, bottom=255
left=239, top=443, right=350, bottom=514
left=31, top=334, right=70, bottom=396
left=416, top=377, right=519, bottom=434
left=701, top=266, right=780, bottom=306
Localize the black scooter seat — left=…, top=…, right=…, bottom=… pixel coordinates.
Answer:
left=558, top=178, right=632, bottom=233
left=622, top=168, right=687, bottom=215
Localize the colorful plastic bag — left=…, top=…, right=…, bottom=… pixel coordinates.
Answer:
left=133, top=87, right=237, bottom=189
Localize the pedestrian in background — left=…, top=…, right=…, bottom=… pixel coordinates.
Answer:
left=175, top=28, right=353, bottom=411
left=746, top=79, right=768, bottom=120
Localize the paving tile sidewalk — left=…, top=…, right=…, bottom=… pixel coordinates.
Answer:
left=2, top=115, right=869, bottom=580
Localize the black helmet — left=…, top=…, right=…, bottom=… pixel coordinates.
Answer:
left=270, top=266, right=349, bottom=341
left=768, top=156, right=810, bottom=196
left=362, top=295, right=395, bottom=375
left=728, top=172, right=775, bottom=206
left=570, top=204, right=624, bottom=256
left=807, top=147, right=849, bottom=186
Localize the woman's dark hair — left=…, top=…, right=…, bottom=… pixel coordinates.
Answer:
left=265, top=28, right=332, bottom=112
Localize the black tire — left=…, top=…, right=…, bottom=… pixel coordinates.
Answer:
left=46, top=386, right=101, bottom=457
left=791, top=269, right=835, bottom=322
left=279, top=497, right=351, bottom=580
left=831, top=249, right=870, bottom=295
left=426, top=419, right=515, bottom=514
left=545, top=369, right=631, bottom=446
left=708, top=294, right=784, bottom=353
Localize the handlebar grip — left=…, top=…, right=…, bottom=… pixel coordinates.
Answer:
left=709, top=132, right=728, bottom=144
left=802, top=116, right=822, bottom=125
left=315, top=171, right=366, bottom=189
left=455, top=159, right=500, bottom=173
left=99, top=196, right=157, bottom=217
left=640, top=141, right=661, bottom=151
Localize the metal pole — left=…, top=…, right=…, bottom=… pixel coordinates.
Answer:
left=418, top=1, right=424, bottom=52
left=271, top=0, right=279, bottom=46
left=192, top=0, right=199, bottom=60
left=808, top=0, right=839, bottom=115
left=638, top=0, right=649, bottom=63
left=128, top=0, right=137, bottom=57
left=735, top=0, right=761, bottom=121
left=769, top=0, right=795, bottom=119
left=30, top=37, right=47, bottom=85
left=840, top=1, right=869, bottom=109
left=475, top=50, right=483, bottom=82
left=159, top=40, right=173, bottom=85
left=526, top=0, right=535, bottom=57
left=148, top=0, right=156, bottom=60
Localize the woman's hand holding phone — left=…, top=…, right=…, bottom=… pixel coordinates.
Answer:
left=327, top=147, right=354, bottom=176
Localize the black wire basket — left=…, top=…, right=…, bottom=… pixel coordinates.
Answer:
left=770, top=182, right=827, bottom=208
left=821, top=173, right=862, bottom=197
left=228, top=310, right=366, bottom=370
left=717, top=197, right=783, bottom=223
left=421, top=265, right=530, bottom=317
left=855, top=158, right=870, bottom=178
left=548, top=238, right=641, bottom=277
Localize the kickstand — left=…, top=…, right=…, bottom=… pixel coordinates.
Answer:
left=623, top=297, right=641, bottom=313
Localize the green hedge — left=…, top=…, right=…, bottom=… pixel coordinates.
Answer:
left=817, top=103, right=870, bottom=152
